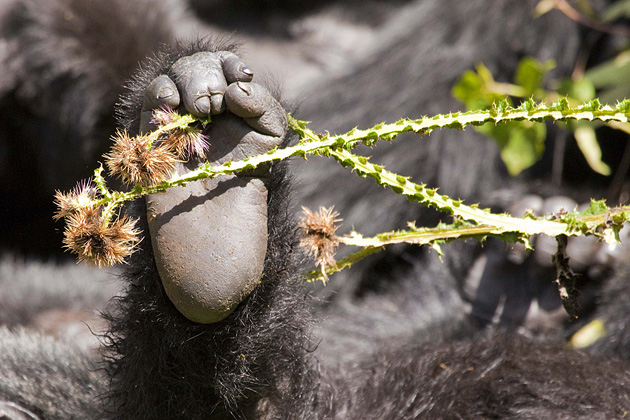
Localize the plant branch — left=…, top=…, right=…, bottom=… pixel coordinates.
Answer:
left=56, top=99, right=630, bottom=268
left=542, top=0, right=630, bottom=38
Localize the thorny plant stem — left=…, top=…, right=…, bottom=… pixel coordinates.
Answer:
left=90, top=99, right=630, bottom=211
left=58, top=99, right=630, bottom=273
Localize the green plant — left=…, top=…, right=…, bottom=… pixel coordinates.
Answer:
left=55, top=100, right=630, bottom=288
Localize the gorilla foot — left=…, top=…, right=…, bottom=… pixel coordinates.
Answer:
left=141, top=52, right=287, bottom=323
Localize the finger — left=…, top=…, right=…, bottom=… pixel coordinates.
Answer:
left=204, top=113, right=285, bottom=166
left=217, top=51, right=254, bottom=84
left=170, top=52, right=227, bottom=117
left=140, top=75, right=180, bottom=134
left=224, top=82, right=287, bottom=138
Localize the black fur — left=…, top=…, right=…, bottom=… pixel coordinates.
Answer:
left=0, top=0, right=178, bottom=255
left=102, top=168, right=317, bottom=419
left=584, top=265, right=630, bottom=360
left=347, top=333, right=630, bottom=419
left=0, top=327, right=105, bottom=419
left=61, top=41, right=630, bottom=419
left=91, top=43, right=630, bottom=420
left=294, top=0, right=624, bottom=350
left=100, top=44, right=315, bottom=418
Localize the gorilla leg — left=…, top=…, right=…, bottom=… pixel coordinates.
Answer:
left=103, top=41, right=317, bottom=419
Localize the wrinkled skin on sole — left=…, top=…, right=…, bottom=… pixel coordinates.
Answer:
left=141, top=52, right=287, bottom=323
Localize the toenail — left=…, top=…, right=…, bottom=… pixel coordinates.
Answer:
left=157, top=87, right=174, bottom=99
left=241, top=66, right=254, bottom=77
left=194, top=96, right=211, bottom=115
left=236, top=82, right=251, bottom=95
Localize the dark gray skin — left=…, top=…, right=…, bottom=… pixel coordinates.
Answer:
left=140, top=51, right=287, bottom=324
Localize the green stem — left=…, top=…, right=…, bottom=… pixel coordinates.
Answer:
left=305, top=246, right=383, bottom=283
left=303, top=204, right=630, bottom=283
left=93, top=100, right=630, bottom=212
left=327, top=147, right=571, bottom=237
left=61, top=99, right=630, bottom=271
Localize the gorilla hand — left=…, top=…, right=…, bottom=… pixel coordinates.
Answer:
left=141, top=51, right=287, bottom=324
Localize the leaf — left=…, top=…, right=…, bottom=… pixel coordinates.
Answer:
left=571, top=319, right=607, bottom=348
left=534, top=0, right=557, bottom=16
left=573, top=125, right=611, bottom=176
left=584, top=51, right=630, bottom=103
left=478, top=121, right=546, bottom=176
left=451, top=70, right=486, bottom=110
left=580, top=199, right=609, bottom=216
left=601, top=0, right=630, bottom=21
left=515, top=57, right=555, bottom=96
left=500, top=124, right=546, bottom=176
left=451, top=67, right=504, bottom=110
left=558, top=77, right=596, bottom=103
